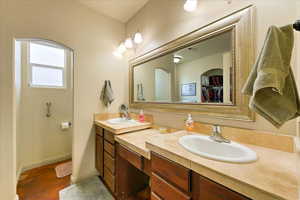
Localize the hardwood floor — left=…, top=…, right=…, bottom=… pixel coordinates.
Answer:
left=17, top=160, right=71, bottom=200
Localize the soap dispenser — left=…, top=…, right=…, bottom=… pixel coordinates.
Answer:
left=139, top=109, right=145, bottom=123
left=185, top=114, right=194, bottom=131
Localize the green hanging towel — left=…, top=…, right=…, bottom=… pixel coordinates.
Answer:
left=242, top=25, right=300, bottom=128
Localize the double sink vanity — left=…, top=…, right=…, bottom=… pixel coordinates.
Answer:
left=94, top=113, right=299, bottom=200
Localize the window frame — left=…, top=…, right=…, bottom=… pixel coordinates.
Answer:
left=28, top=42, right=67, bottom=89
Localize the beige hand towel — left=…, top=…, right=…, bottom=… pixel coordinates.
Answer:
left=101, top=80, right=114, bottom=107
left=242, top=25, right=300, bottom=128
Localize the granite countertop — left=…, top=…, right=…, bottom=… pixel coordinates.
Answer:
left=115, top=129, right=300, bottom=200
left=93, top=112, right=153, bottom=134
left=115, top=128, right=176, bottom=159
left=94, top=119, right=152, bottom=134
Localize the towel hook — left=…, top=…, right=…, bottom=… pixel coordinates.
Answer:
left=46, top=102, right=52, bottom=118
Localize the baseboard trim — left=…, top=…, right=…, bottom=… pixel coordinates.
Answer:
left=70, top=174, right=76, bottom=184
left=70, top=170, right=98, bottom=184
left=21, top=153, right=72, bottom=173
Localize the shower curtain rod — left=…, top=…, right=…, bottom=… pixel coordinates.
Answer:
left=293, top=20, right=300, bottom=31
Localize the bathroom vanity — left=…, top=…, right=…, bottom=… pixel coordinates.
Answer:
left=94, top=114, right=298, bottom=200
left=115, top=142, right=250, bottom=200
left=95, top=126, right=116, bottom=194
left=150, top=152, right=250, bottom=200
left=94, top=113, right=152, bottom=196
left=114, top=128, right=298, bottom=200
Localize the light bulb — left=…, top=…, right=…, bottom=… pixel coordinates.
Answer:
left=118, top=43, right=126, bottom=54
left=113, top=50, right=122, bottom=58
left=124, top=38, right=133, bottom=48
left=134, top=32, right=143, bottom=44
left=173, top=56, right=182, bottom=63
left=184, top=0, right=198, bottom=12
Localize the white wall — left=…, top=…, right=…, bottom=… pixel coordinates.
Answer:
left=16, top=41, right=73, bottom=173
left=134, top=64, right=155, bottom=101
left=133, top=54, right=175, bottom=102
left=15, top=41, right=22, bottom=177
left=155, top=68, right=171, bottom=101
left=126, top=0, right=298, bottom=135
left=0, top=0, right=17, bottom=199
left=0, top=0, right=128, bottom=199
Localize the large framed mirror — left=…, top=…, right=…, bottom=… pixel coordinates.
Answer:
left=129, top=7, right=255, bottom=121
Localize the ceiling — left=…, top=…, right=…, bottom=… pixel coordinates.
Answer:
left=75, top=0, right=149, bottom=23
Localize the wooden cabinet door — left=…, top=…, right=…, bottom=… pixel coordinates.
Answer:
left=104, top=166, right=115, bottom=193
left=151, top=152, right=191, bottom=193
left=104, top=129, right=115, bottom=144
left=151, top=173, right=191, bottom=200
left=95, top=134, right=104, bottom=177
left=116, top=143, right=150, bottom=199
left=118, top=144, right=143, bottom=170
left=192, top=172, right=251, bottom=200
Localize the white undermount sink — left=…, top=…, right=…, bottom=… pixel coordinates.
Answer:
left=179, top=135, right=257, bottom=163
left=106, top=118, right=140, bottom=125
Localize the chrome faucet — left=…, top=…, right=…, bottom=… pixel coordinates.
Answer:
left=209, top=125, right=230, bottom=143
left=120, top=104, right=131, bottom=120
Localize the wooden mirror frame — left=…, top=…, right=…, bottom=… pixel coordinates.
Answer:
left=129, top=6, right=255, bottom=121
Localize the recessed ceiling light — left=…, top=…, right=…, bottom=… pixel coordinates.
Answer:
left=184, top=0, right=198, bottom=12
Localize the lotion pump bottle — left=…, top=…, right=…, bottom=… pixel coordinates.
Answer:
left=139, top=109, right=145, bottom=123
left=185, top=114, right=194, bottom=131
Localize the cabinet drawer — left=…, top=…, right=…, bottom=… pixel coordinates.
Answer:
left=151, top=173, right=191, bottom=200
left=104, top=130, right=115, bottom=144
left=192, top=173, right=250, bottom=200
left=104, top=140, right=115, bottom=157
left=151, top=152, right=191, bottom=192
left=104, top=167, right=115, bottom=193
left=104, top=152, right=115, bottom=174
left=151, top=192, right=162, bottom=200
left=118, top=144, right=143, bottom=170
left=95, top=126, right=103, bottom=136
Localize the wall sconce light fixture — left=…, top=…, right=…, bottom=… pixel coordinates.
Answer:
left=113, top=32, right=143, bottom=58
left=134, top=32, right=143, bottom=44
left=184, top=0, right=198, bottom=12
left=124, top=38, right=133, bottom=49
